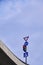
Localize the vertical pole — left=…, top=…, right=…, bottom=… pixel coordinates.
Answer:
left=25, top=46, right=27, bottom=65
left=25, top=56, right=27, bottom=65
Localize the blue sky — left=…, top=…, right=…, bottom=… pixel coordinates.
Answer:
left=0, top=0, right=43, bottom=65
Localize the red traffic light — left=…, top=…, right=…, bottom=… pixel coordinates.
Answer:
left=23, top=45, right=27, bottom=52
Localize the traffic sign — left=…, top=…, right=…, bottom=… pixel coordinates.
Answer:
left=23, top=36, right=29, bottom=41
left=24, top=41, right=29, bottom=46
left=23, top=52, right=28, bottom=57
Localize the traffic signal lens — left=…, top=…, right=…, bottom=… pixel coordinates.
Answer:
left=23, top=45, right=27, bottom=52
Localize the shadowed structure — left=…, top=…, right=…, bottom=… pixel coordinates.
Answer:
left=0, top=48, right=17, bottom=65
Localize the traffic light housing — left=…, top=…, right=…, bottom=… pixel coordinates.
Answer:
left=23, top=45, right=27, bottom=52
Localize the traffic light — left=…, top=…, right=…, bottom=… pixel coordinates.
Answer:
left=23, top=45, right=27, bottom=52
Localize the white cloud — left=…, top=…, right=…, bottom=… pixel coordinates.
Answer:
left=0, top=0, right=43, bottom=21
left=0, top=0, right=23, bottom=20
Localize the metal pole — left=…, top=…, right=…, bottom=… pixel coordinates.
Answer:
left=25, top=56, right=27, bottom=65
left=25, top=46, right=27, bottom=65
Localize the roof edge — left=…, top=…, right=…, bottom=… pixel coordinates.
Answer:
left=0, top=40, right=29, bottom=65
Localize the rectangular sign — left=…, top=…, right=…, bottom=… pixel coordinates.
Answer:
left=23, top=52, right=28, bottom=57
